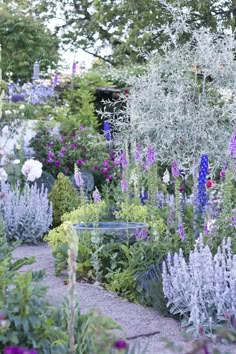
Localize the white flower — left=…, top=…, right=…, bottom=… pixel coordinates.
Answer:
left=19, top=104, right=25, bottom=110
left=4, top=110, right=11, bottom=115
left=13, top=159, right=20, bottom=165
left=21, top=159, right=42, bottom=182
left=0, top=168, right=8, bottom=182
left=2, top=126, right=9, bottom=135
left=163, top=169, right=170, bottom=184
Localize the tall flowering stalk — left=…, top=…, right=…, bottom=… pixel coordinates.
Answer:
left=0, top=45, right=5, bottom=120
left=92, top=187, right=101, bottom=203
left=74, top=164, right=85, bottom=203
left=64, top=222, right=78, bottom=354
left=197, top=154, right=209, bottom=213
left=228, top=130, right=236, bottom=160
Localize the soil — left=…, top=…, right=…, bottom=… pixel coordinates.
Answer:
left=13, top=243, right=236, bottom=354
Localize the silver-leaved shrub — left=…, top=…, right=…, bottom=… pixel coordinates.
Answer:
left=162, top=235, right=236, bottom=336
left=0, top=182, right=52, bottom=243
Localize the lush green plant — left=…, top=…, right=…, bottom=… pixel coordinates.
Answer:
left=49, top=173, right=80, bottom=227
left=0, top=235, right=67, bottom=353
left=0, top=6, right=59, bottom=82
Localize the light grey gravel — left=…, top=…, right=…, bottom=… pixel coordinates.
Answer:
left=13, top=243, right=236, bottom=354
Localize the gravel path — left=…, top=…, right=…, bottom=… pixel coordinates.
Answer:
left=13, top=244, right=236, bottom=354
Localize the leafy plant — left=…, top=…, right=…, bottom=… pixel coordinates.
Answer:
left=0, top=182, right=52, bottom=243
left=49, top=173, right=80, bottom=227
left=162, top=235, right=236, bottom=336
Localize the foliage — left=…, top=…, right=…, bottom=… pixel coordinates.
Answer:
left=61, top=71, right=110, bottom=131
left=49, top=173, right=80, bottom=227
left=28, top=0, right=235, bottom=65
left=0, top=6, right=59, bottom=82
left=106, top=27, right=236, bottom=171
left=114, top=201, right=167, bottom=238
left=29, top=123, right=113, bottom=184
left=0, top=235, right=67, bottom=353
left=162, top=235, right=236, bottom=336
left=0, top=182, right=52, bottom=243
left=30, top=171, right=55, bottom=193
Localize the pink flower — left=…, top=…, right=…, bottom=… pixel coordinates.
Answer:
left=55, top=160, right=61, bottom=167
left=77, top=159, right=84, bottom=165
left=70, top=144, right=75, bottom=149
left=79, top=125, right=85, bottom=130
left=106, top=174, right=113, bottom=181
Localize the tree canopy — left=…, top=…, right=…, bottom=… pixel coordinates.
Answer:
left=19, top=0, right=236, bottom=66
left=0, top=4, right=59, bottom=81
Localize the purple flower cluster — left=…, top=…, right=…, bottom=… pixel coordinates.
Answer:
left=135, top=229, right=150, bottom=241
left=103, top=120, right=112, bottom=141
left=100, top=159, right=113, bottom=181
left=228, top=130, right=236, bottom=159
left=4, top=347, right=37, bottom=354
left=114, top=339, right=128, bottom=350
left=197, top=154, right=209, bottom=210
left=177, top=223, right=185, bottom=241
left=171, top=160, right=180, bottom=178
left=145, top=145, right=157, bottom=169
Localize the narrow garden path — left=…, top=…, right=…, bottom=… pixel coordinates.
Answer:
left=13, top=244, right=235, bottom=354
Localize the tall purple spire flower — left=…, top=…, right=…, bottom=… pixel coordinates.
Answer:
left=171, top=160, right=180, bottom=178
left=121, top=172, right=128, bottom=192
left=74, top=164, right=84, bottom=187
left=135, top=144, right=141, bottom=162
left=145, top=145, right=157, bottom=169
left=177, top=223, right=185, bottom=240
left=228, top=130, right=236, bottom=159
left=72, top=62, right=77, bottom=77
left=52, top=72, right=59, bottom=87
left=92, top=187, right=101, bottom=203
left=103, top=120, right=112, bottom=141
left=197, top=154, right=209, bottom=211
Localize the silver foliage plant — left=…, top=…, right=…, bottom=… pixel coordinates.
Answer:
left=103, top=3, right=236, bottom=171
left=162, top=235, right=236, bottom=336
left=0, top=182, right=52, bottom=243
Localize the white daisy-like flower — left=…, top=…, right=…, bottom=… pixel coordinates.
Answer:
left=21, top=159, right=42, bottom=182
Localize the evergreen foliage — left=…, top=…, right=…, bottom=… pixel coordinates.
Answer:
left=49, top=173, right=80, bottom=227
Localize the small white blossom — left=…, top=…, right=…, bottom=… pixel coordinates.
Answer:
left=0, top=168, right=8, bottom=181
left=4, top=110, right=11, bottom=115
left=21, top=159, right=42, bottom=182
left=19, top=104, right=25, bottom=110
left=12, top=159, right=20, bottom=165
left=163, top=169, right=170, bottom=184
left=2, top=126, right=9, bottom=135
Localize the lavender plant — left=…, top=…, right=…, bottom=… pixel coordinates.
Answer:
left=162, top=235, right=236, bottom=336
left=0, top=182, right=52, bottom=243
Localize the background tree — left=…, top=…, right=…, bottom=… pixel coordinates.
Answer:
left=0, top=5, right=59, bottom=81
left=15, top=0, right=236, bottom=66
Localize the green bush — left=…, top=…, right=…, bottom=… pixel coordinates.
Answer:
left=49, top=173, right=80, bottom=227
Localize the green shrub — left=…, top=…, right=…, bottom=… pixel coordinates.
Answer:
left=49, top=173, right=80, bottom=226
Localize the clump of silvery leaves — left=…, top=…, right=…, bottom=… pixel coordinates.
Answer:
left=103, top=2, right=236, bottom=172
left=0, top=182, right=52, bottom=243
left=162, top=235, right=236, bottom=337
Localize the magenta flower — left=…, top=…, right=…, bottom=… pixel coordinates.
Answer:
left=55, top=160, right=61, bottom=167
left=79, top=125, right=85, bottom=130
left=114, top=339, right=128, bottom=350
left=106, top=174, right=113, bottom=181
left=4, top=348, right=37, bottom=354
left=77, top=159, right=84, bottom=165
left=47, top=158, right=54, bottom=163
left=171, top=160, right=180, bottom=178
left=47, top=151, right=54, bottom=159
left=93, top=165, right=99, bottom=171
left=70, top=143, right=75, bottom=149
left=220, top=170, right=226, bottom=177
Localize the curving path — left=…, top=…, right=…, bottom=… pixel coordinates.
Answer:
left=13, top=244, right=234, bottom=354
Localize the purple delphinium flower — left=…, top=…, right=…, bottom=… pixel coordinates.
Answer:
left=103, top=120, right=112, bottom=141
left=140, top=190, right=148, bottom=205
left=228, top=130, right=236, bottom=159
left=171, top=160, right=180, bottom=178
left=92, top=187, right=101, bottom=203
left=197, top=154, right=209, bottom=211
left=135, top=144, right=141, bottom=162
left=114, top=150, right=129, bottom=168
left=72, top=62, right=77, bottom=76
left=135, top=229, right=150, bottom=241
left=121, top=173, right=128, bottom=192
left=177, top=223, right=185, bottom=240
left=167, top=209, right=175, bottom=225
left=145, top=145, right=157, bottom=169
left=74, top=165, right=84, bottom=187
left=52, top=73, right=59, bottom=88
left=114, top=339, right=128, bottom=350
